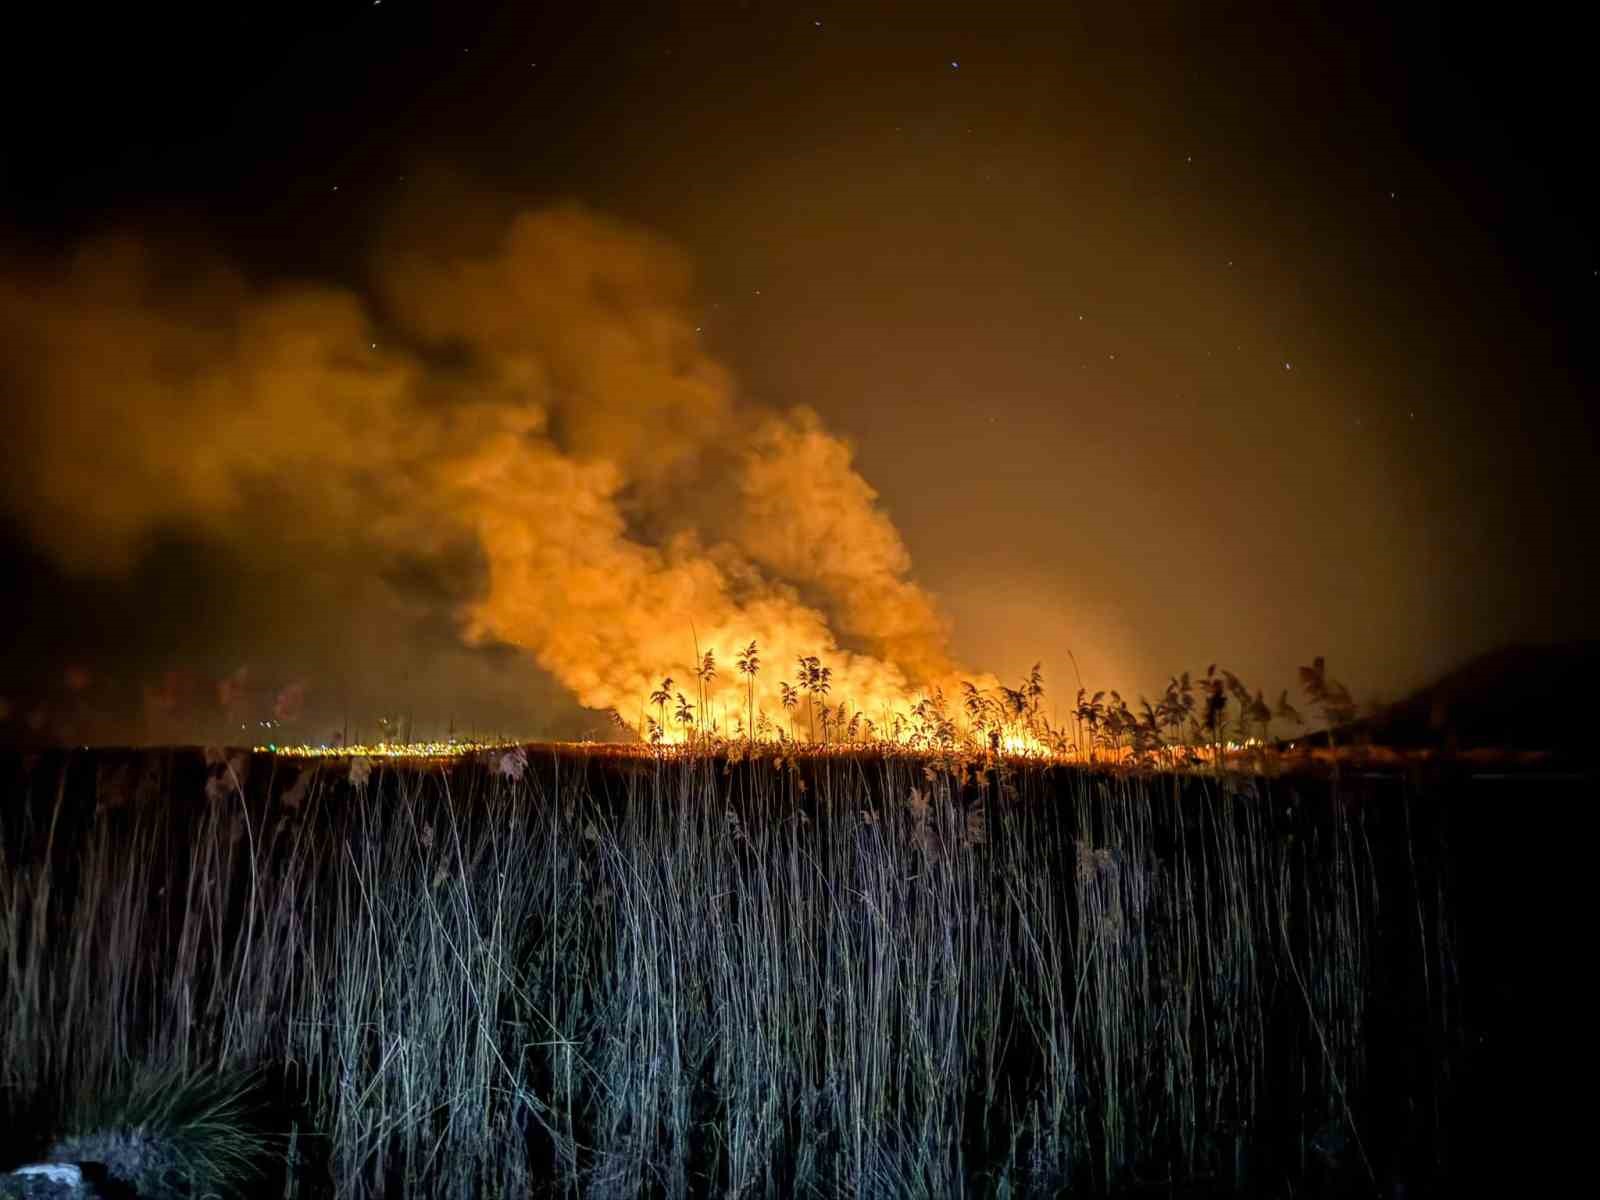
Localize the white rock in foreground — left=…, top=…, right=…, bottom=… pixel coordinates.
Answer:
left=1, top=1161, right=94, bottom=1198
left=12, top=1168, right=81, bottom=1184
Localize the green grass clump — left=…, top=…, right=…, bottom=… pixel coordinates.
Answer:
left=45, top=1067, right=270, bottom=1198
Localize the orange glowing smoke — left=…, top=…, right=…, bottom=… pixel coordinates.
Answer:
left=0, top=193, right=1002, bottom=740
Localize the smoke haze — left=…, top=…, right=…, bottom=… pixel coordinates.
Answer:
left=0, top=192, right=976, bottom=743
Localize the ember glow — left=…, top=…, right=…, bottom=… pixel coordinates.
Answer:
left=259, top=739, right=520, bottom=761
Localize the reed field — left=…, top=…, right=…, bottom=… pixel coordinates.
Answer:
left=0, top=696, right=1487, bottom=1200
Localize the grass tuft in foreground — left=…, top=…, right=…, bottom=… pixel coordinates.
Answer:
left=45, top=1066, right=271, bottom=1198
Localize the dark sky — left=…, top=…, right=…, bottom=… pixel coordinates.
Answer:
left=1, top=1, right=1594, bottom=745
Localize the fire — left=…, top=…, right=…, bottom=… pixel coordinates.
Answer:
left=1, top=202, right=1138, bottom=760
left=260, top=738, right=517, bottom=760
left=998, top=730, right=1049, bottom=756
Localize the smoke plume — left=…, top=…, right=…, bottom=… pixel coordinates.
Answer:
left=0, top=198, right=975, bottom=740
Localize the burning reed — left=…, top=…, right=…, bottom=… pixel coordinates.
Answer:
left=0, top=745, right=1461, bottom=1198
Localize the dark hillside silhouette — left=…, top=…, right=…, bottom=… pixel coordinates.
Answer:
left=1314, top=640, right=1597, bottom=754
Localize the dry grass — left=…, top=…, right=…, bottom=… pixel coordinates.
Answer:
left=0, top=721, right=1462, bottom=1198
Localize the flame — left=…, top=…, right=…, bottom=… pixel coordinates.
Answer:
left=251, top=731, right=1280, bottom=772
left=262, top=739, right=516, bottom=760
left=998, top=730, right=1046, bottom=756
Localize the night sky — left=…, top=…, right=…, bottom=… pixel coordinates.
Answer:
left=2, top=1, right=1594, bottom=745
